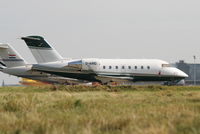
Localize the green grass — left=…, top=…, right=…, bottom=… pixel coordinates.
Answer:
left=0, top=85, right=200, bottom=134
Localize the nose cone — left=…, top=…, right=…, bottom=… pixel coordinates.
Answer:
left=176, top=69, right=188, bottom=78
left=163, top=67, right=188, bottom=81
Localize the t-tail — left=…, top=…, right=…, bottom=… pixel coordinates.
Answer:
left=0, top=44, right=26, bottom=68
left=21, top=36, right=63, bottom=63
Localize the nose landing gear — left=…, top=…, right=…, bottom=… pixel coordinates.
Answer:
left=163, top=80, right=185, bottom=86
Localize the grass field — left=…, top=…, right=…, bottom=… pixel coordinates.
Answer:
left=0, top=85, right=200, bottom=134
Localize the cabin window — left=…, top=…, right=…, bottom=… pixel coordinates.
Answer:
left=128, top=66, right=131, bottom=69
left=115, top=66, right=118, bottom=69
left=147, top=66, right=150, bottom=69
left=135, top=66, right=137, bottom=69
left=122, top=66, right=125, bottom=69
left=103, top=66, right=106, bottom=69
left=141, top=66, right=144, bottom=69
left=109, top=66, right=112, bottom=69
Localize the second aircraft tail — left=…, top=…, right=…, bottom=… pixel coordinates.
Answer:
left=0, top=44, right=26, bottom=68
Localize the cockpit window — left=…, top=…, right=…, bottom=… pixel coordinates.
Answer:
left=162, top=64, right=171, bottom=67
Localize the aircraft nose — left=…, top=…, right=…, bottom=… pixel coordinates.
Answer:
left=177, top=69, right=188, bottom=78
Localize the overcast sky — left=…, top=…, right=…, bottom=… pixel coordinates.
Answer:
left=0, top=0, right=200, bottom=84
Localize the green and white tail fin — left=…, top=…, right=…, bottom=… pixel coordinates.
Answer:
left=0, top=44, right=26, bottom=68
left=21, top=36, right=63, bottom=63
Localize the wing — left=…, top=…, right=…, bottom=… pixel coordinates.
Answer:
left=95, top=73, right=133, bottom=83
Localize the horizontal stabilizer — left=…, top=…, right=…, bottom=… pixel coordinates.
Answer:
left=21, top=36, right=51, bottom=48
left=0, top=44, right=9, bottom=49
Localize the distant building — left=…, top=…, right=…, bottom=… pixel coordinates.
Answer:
left=175, top=60, right=200, bottom=85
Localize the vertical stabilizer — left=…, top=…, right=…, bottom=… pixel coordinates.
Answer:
left=21, top=36, right=63, bottom=63
left=0, top=44, right=26, bottom=67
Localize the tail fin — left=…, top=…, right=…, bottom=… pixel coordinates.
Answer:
left=21, top=36, right=63, bottom=63
left=0, top=44, right=26, bottom=67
